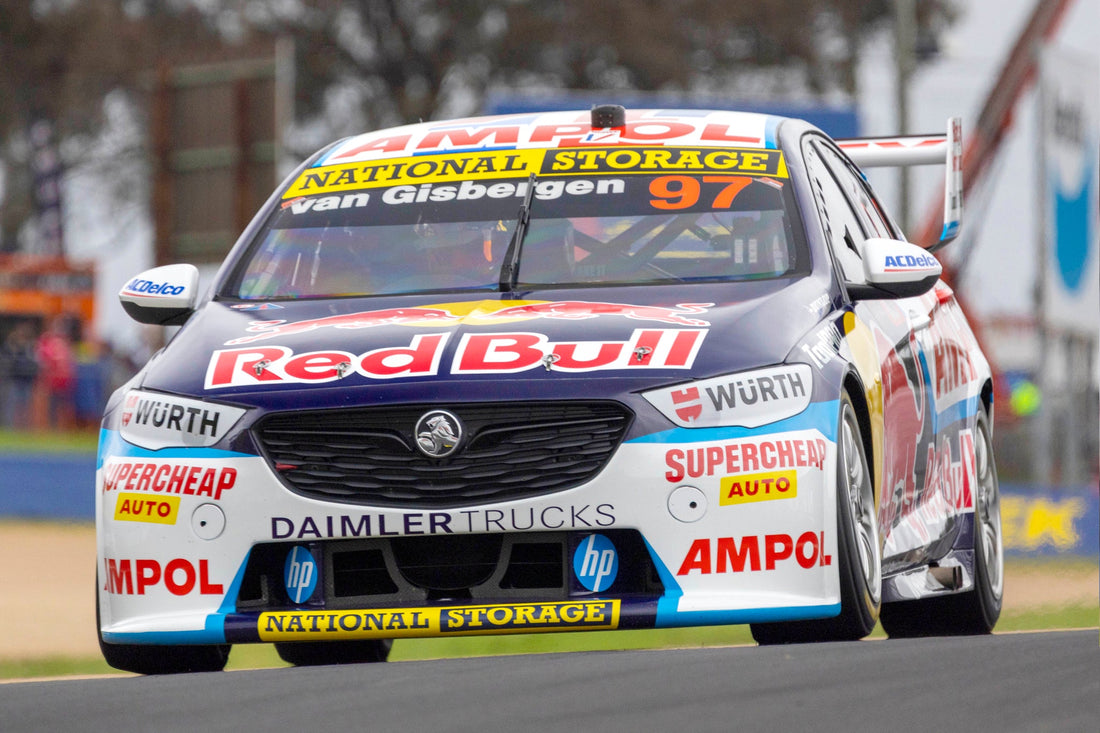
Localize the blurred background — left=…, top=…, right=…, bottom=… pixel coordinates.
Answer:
left=0, top=0, right=1095, bottom=668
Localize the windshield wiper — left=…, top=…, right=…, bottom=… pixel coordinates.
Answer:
left=498, top=173, right=537, bottom=291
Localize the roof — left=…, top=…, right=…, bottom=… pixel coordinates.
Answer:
left=317, top=109, right=787, bottom=166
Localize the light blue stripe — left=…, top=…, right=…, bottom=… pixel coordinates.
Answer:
left=655, top=603, right=841, bottom=627
left=96, top=429, right=249, bottom=469
left=629, top=399, right=839, bottom=445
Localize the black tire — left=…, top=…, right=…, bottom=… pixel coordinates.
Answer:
left=275, top=639, right=392, bottom=666
left=96, top=576, right=230, bottom=675
left=879, top=407, right=1003, bottom=637
left=751, top=392, right=882, bottom=644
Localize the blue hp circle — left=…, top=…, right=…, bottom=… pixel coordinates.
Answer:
left=284, top=546, right=318, bottom=604
left=573, top=534, right=618, bottom=592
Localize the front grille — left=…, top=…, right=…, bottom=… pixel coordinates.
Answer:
left=235, top=530, right=663, bottom=611
left=253, top=401, right=632, bottom=507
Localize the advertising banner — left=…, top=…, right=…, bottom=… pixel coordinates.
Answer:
left=1039, top=48, right=1099, bottom=336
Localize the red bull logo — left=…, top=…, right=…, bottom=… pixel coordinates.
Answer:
left=206, top=328, right=706, bottom=389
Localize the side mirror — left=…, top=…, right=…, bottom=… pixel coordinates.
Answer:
left=119, top=264, right=200, bottom=325
left=847, top=238, right=941, bottom=300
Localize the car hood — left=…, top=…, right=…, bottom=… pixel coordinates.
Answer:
left=138, top=277, right=830, bottom=411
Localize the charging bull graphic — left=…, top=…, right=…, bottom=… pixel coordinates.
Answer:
left=225, top=301, right=713, bottom=345
left=876, top=323, right=935, bottom=531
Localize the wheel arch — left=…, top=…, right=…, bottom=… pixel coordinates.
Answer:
left=841, top=369, right=878, bottom=508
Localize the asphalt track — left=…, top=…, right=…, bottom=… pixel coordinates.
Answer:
left=2, top=630, right=1096, bottom=732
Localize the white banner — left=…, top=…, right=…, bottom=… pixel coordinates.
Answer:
left=1040, top=48, right=1099, bottom=336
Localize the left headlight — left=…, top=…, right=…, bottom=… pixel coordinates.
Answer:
left=642, top=363, right=812, bottom=428
left=117, top=390, right=247, bottom=450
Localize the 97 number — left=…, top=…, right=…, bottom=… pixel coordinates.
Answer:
left=649, top=175, right=753, bottom=210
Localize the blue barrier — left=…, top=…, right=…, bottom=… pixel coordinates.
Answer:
left=0, top=453, right=1097, bottom=559
left=0, top=452, right=96, bottom=521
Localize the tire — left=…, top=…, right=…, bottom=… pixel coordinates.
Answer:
left=96, top=576, right=230, bottom=675
left=275, top=639, right=392, bottom=666
left=751, top=392, right=882, bottom=644
left=879, top=407, right=1003, bottom=637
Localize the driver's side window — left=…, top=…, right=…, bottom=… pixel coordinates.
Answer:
left=803, top=138, right=868, bottom=285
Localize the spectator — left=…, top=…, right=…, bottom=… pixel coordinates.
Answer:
left=1, top=322, right=40, bottom=429
left=36, top=314, right=76, bottom=429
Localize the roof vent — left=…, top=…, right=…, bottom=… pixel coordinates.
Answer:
left=591, top=104, right=626, bottom=129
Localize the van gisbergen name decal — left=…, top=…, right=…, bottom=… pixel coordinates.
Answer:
left=257, top=600, right=620, bottom=641
left=284, top=147, right=787, bottom=197
left=205, top=329, right=706, bottom=389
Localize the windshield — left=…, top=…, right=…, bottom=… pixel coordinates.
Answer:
left=226, top=149, right=807, bottom=299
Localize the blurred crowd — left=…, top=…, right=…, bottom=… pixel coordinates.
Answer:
left=0, top=314, right=136, bottom=432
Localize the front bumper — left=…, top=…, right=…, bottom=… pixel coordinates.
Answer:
left=96, top=400, right=842, bottom=645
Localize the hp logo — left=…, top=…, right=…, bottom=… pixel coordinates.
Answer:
left=573, top=534, right=618, bottom=592
left=284, top=546, right=318, bottom=604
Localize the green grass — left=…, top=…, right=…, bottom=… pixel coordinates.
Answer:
left=0, top=428, right=99, bottom=454
left=4, top=602, right=1095, bottom=681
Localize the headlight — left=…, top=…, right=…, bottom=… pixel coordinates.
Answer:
left=118, top=390, right=247, bottom=450
left=642, top=364, right=812, bottom=428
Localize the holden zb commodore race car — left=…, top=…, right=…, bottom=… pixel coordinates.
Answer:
left=98, top=105, right=1003, bottom=673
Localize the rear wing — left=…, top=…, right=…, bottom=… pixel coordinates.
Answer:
left=837, top=117, right=962, bottom=249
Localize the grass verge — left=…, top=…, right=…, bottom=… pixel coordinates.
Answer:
left=0, top=429, right=99, bottom=454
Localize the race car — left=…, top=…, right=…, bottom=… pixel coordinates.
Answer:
left=97, top=105, right=1003, bottom=673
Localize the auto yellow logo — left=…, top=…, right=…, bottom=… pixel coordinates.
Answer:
left=113, top=492, right=180, bottom=524
left=720, top=470, right=797, bottom=506
left=258, top=600, right=620, bottom=641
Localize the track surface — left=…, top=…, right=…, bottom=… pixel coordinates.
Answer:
left=3, top=630, right=1097, bottom=732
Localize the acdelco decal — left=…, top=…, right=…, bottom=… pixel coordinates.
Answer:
left=664, top=437, right=827, bottom=483
left=257, top=600, right=619, bottom=641
left=119, top=390, right=246, bottom=451
left=102, top=558, right=223, bottom=595
left=121, top=278, right=185, bottom=297
left=719, top=470, right=797, bottom=506
left=677, top=532, right=832, bottom=575
left=102, top=460, right=236, bottom=501
left=206, top=329, right=705, bottom=389
left=113, top=493, right=180, bottom=524
left=542, top=147, right=787, bottom=178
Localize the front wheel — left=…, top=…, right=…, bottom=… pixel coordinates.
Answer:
left=752, top=392, right=881, bottom=644
left=96, top=578, right=230, bottom=674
